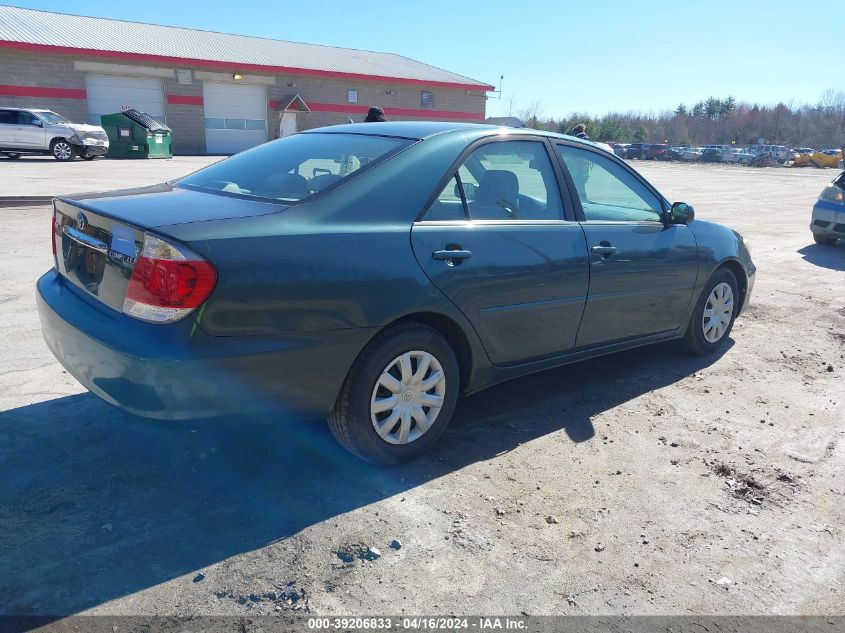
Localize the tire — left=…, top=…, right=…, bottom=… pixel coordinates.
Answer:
left=683, top=268, right=739, bottom=356
left=328, top=324, right=460, bottom=465
left=813, top=234, right=837, bottom=246
left=51, top=139, right=77, bottom=161
left=4, top=152, right=21, bottom=160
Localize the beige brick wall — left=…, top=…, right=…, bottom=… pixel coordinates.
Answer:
left=0, top=49, right=487, bottom=155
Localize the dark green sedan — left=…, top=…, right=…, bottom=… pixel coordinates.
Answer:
left=38, top=122, right=755, bottom=464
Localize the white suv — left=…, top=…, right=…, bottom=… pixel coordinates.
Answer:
left=0, top=107, right=109, bottom=161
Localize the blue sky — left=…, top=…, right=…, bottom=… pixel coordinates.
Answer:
left=5, top=0, right=841, bottom=118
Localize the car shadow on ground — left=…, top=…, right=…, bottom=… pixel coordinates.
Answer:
left=798, top=241, right=845, bottom=271
left=0, top=340, right=729, bottom=616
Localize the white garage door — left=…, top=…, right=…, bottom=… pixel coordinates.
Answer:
left=85, top=74, right=165, bottom=124
left=203, top=82, right=268, bottom=154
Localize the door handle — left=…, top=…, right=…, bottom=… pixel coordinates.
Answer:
left=432, top=249, right=472, bottom=262
left=591, top=244, right=618, bottom=256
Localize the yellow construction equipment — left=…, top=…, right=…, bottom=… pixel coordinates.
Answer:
left=810, top=150, right=843, bottom=168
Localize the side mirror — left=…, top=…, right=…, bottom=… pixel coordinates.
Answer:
left=670, top=201, right=695, bottom=224
left=463, top=182, right=478, bottom=201
left=31, top=119, right=43, bottom=127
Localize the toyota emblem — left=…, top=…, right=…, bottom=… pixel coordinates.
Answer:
left=75, top=212, right=88, bottom=231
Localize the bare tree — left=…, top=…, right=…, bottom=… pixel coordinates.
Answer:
left=520, top=90, right=845, bottom=148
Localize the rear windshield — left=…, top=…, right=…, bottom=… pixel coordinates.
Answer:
left=177, top=133, right=412, bottom=203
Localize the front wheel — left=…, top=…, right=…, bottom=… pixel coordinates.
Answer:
left=51, top=139, right=77, bottom=161
left=683, top=268, right=739, bottom=356
left=813, top=234, right=837, bottom=246
left=328, top=324, right=460, bottom=465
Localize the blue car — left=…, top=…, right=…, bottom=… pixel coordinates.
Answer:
left=38, top=122, right=756, bottom=464
left=810, top=171, right=845, bottom=245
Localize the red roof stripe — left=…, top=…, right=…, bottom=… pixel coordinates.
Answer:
left=0, top=40, right=494, bottom=91
left=0, top=83, right=86, bottom=99
left=307, top=102, right=485, bottom=121
left=167, top=94, right=203, bottom=105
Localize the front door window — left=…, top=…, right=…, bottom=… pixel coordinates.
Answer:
left=557, top=145, right=663, bottom=222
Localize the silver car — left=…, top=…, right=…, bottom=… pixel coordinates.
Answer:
left=0, top=107, right=109, bottom=161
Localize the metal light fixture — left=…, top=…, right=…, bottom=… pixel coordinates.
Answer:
left=232, top=73, right=243, bottom=81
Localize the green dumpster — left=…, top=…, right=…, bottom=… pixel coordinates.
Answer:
left=101, top=108, right=172, bottom=158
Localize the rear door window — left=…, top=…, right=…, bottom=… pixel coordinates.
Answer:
left=16, top=111, right=37, bottom=125
left=425, top=175, right=467, bottom=222
left=458, top=140, right=563, bottom=221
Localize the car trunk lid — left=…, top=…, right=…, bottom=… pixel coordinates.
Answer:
left=53, top=186, right=284, bottom=313
left=54, top=198, right=145, bottom=313
left=63, top=183, right=287, bottom=228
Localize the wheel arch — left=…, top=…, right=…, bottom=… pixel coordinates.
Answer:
left=714, top=258, right=749, bottom=313
left=375, top=311, right=475, bottom=392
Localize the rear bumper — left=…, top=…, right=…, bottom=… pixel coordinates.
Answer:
left=37, top=269, right=373, bottom=421
left=810, top=199, right=845, bottom=237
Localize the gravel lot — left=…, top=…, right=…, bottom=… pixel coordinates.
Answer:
left=0, top=162, right=843, bottom=617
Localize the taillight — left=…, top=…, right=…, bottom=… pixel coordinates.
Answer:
left=123, top=233, right=217, bottom=324
left=51, top=211, right=59, bottom=257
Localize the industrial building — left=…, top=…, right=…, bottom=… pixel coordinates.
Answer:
left=0, top=5, right=491, bottom=154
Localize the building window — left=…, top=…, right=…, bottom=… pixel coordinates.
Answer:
left=421, top=91, right=434, bottom=108
left=347, top=89, right=358, bottom=104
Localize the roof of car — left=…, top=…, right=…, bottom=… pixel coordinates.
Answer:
left=304, top=121, right=600, bottom=147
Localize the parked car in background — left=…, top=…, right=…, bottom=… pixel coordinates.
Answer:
left=723, top=149, right=755, bottom=164
left=681, top=147, right=704, bottom=161
left=700, top=148, right=723, bottom=163
left=810, top=170, right=845, bottom=245
left=792, top=147, right=814, bottom=155
left=0, top=107, right=109, bottom=161
left=664, top=147, right=687, bottom=161
left=645, top=144, right=669, bottom=160
left=703, top=144, right=732, bottom=153
left=624, top=143, right=650, bottom=159
left=748, top=144, right=790, bottom=160
left=613, top=143, right=629, bottom=157
left=37, top=122, right=755, bottom=464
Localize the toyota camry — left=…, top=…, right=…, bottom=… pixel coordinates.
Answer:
left=38, top=122, right=755, bottom=464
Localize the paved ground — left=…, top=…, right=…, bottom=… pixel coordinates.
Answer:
left=0, top=155, right=220, bottom=198
left=0, top=162, right=843, bottom=617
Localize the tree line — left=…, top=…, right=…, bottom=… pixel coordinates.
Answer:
left=516, top=91, right=845, bottom=149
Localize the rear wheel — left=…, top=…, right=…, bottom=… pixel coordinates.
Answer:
left=683, top=268, right=739, bottom=356
left=51, top=139, right=76, bottom=161
left=813, top=234, right=837, bottom=246
left=328, top=324, right=459, bottom=465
